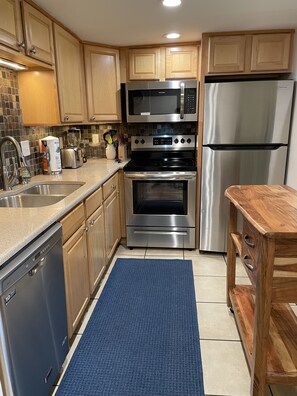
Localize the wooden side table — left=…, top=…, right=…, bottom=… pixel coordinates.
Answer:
left=225, top=185, right=297, bottom=395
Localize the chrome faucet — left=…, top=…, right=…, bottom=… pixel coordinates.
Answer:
left=0, top=136, right=31, bottom=190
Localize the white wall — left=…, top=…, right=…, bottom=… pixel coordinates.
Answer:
left=286, top=37, right=297, bottom=189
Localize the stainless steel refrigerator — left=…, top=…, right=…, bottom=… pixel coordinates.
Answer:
left=200, top=80, right=294, bottom=252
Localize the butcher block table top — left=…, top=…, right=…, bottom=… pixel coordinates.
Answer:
left=225, top=185, right=297, bottom=239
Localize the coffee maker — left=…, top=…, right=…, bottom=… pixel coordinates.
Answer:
left=61, top=128, right=84, bottom=169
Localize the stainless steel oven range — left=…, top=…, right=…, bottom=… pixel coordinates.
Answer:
left=124, top=135, right=197, bottom=249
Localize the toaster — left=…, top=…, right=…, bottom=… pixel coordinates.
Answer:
left=61, top=148, right=83, bottom=169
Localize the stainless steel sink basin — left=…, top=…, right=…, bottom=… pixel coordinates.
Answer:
left=0, top=181, right=85, bottom=207
left=0, top=194, right=67, bottom=208
left=23, top=182, right=85, bottom=196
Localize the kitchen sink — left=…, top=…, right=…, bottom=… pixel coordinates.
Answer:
left=0, top=181, right=85, bottom=207
left=0, top=194, right=67, bottom=208
left=23, top=182, right=85, bottom=196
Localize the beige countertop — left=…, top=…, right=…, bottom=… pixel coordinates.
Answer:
left=0, top=159, right=127, bottom=267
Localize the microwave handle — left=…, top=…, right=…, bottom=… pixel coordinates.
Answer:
left=180, top=82, right=185, bottom=119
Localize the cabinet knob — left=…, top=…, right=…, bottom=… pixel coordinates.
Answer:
left=90, top=116, right=96, bottom=121
left=90, top=219, right=95, bottom=226
left=64, top=116, right=69, bottom=121
left=30, top=46, right=37, bottom=54
left=18, top=42, right=25, bottom=49
left=84, top=226, right=89, bottom=233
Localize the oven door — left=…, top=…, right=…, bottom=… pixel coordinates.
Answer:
left=124, top=172, right=196, bottom=228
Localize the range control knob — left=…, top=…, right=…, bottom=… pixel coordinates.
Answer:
left=187, top=138, right=192, bottom=144
left=141, top=139, right=145, bottom=144
left=181, top=138, right=185, bottom=144
left=174, top=138, right=179, bottom=144
left=135, top=139, right=139, bottom=144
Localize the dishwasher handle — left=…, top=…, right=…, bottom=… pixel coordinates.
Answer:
left=29, top=257, right=45, bottom=276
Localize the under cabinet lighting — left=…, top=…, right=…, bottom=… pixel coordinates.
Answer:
left=164, top=33, right=181, bottom=39
left=163, top=0, right=182, bottom=7
left=0, top=59, right=27, bottom=70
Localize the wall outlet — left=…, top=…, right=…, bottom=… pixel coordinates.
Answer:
left=20, top=140, right=30, bottom=157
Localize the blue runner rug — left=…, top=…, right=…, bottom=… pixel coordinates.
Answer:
left=56, top=258, right=204, bottom=396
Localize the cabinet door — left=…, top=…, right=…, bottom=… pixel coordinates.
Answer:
left=208, top=35, right=246, bottom=74
left=84, top=45, right=121, bottom=122
left=0, top=0, right=23, bottom=51
left=63, top=223, right=89, bottom=338
left=54, top=23, right=85, bottom=123
left=87, top=205, right=106, bottom=293
left=250, top=33, right=292, bottom=72
left=104, top=189, right=120, bottom=262
left=165, top=46, right=198, bottom=79
left=129, top=47, right=160, bottom=80
left=22, top=2, right=54, bottom=64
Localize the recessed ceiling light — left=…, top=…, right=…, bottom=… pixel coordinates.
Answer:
left=162, top=0, right=182, bottom=7
left=164, top=33, right=181, bottom=39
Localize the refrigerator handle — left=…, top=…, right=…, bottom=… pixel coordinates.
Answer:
left=180, top=82, right=185, bottom=119
left=205, top=144, right=286, bottom=151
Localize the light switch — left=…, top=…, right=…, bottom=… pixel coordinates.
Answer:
left=20, top=140, right=30, bottom=157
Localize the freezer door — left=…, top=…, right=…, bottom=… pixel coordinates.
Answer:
left=200, top=146, right=287, bottom=252
left=203, top=80, right=294, bottom=145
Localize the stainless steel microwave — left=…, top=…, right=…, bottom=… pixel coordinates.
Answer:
left=124, top=80, right=198, bottom=123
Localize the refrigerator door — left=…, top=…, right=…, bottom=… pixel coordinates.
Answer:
left=200, top=145, right=288, bottom=252
left=203, top=80, right=294, bottom=145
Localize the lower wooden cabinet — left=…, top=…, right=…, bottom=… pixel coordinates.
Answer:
left=104, top=189, right=121, bottom=262
left=86, top=205, right=106, bottom=294
left=62, top=222, right=89, bottom=338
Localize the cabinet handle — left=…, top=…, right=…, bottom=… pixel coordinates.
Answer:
left=243, top=234, right=255, bottom=248
left=90, top=116, right=96, bottom=121
left=30, top=46, right=37, bottom=54
left=64, top=116, right=69, bottom=121
left=243, top=255, right=254, bottom=271
left=84, top=226, right=89, bottom=233
left=90, top=219, right=95, bottom=226
left=18, top=41, right=25, bottom=49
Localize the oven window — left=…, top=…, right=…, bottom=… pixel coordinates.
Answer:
left=133, top=180, right=187, bottom=215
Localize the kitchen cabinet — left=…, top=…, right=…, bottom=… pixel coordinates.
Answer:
left=85, top=187, right=106, bottom=294
left=0, top=0, right=23, bottom=52
left=128, top=47, right=160, bottom=80
left=60, top=203, right=89, bottom=338
left=128, top=45, right=199, bottom=80
left=22, top=1, right=54, bottom=65
left=103, top=173, right=121, bottom=262
left=225, top=185, right=297, bottom=395
left=205, top=30, right=294, bottom=74
left=165, top=46, right=198, bottom=79
left=53, top=23, right=85, bottom=123
left=84, top=45, right=121, bottom=122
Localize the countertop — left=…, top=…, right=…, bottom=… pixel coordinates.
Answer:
left=0, top=159, right=127, bottom=267
left=225, top=184, right=297, bottom=238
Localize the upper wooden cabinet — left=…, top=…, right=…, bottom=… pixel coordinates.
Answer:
left=22, top=2, right=54, bottom=65
left=53, top=23, right=85, bottom=123
left=127, top=45, right=199, bottom=81
left=205, top=30, right=294, bottom=75
left=129, top=47, right=160, bottom=80
left=0, top=0, right=23, bottom=52
left=84, top=45, right=121, bottom=122
left=165, top=46, right=198, bottom=79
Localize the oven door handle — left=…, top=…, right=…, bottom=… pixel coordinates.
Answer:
left=125, top=173, right=196, bottom=180
left=180, top=82, right=185, bottom=120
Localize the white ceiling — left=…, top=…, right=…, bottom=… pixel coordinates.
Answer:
left=33, top=0, right=297, bottom=46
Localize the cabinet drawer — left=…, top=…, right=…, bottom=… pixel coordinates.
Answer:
left=241, top=219, right=260, bottom=283
left=60, top=203, right=85, bottom=243
left=85, top=187, right=103, bottom=218
left=103, top=173, right=118, bottom=200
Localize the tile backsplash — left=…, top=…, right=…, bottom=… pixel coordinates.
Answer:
left=0, top=65, right=197, bottom=189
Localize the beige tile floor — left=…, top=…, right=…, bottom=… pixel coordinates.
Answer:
left=52, top=245, right=297, bottom=396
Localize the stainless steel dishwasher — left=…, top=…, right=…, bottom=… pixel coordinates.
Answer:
left=0, top=223, right=69, bottom=396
